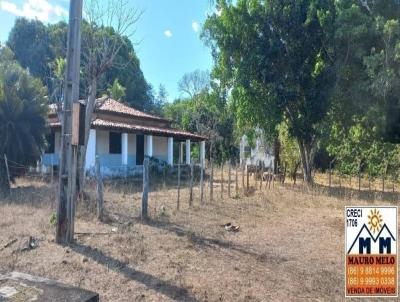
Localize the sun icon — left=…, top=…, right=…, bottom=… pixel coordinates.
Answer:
left=368, top=209, right=383, bottom=234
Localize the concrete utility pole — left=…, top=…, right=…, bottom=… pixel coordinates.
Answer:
left=56, top=0, right=83, bottom=244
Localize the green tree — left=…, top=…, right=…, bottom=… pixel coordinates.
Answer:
left=7, top=18, right=55, bottom=90
left=163, top=88, right=237, bottom=163
left=278, top=122, right=301, bottom=183
left=157, top=84, right=169, bottom=104
left=203, top=0, right=336, bottom=183
left=0, top=48, right=47, bottom=196
left=326, top=0, right=400, bottom=180
left=102, top=36, right=152, bottom=109
left=107, top=78, right=126, bottom=101
left=75, top=0, right=142, bottom=193
left=163, top=98, right=191, bottom=127
left=7, top=18, right=153, bottom=109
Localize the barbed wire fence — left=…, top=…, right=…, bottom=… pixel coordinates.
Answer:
left=2, top=154, right=60, bottom=210
left=2, top=155, right=263, bottom=216
left=3, top=154, right=399, bottom=227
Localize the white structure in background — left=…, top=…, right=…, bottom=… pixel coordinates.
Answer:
left=240, top=128, right=275, bottom=170
left=43, top=97, right=206, bottom=176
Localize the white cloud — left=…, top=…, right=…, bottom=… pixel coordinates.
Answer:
left=0, top=0, right=68, bottom=22
left=164, top=29, right=172, bottom=38
left=192, top=21, right=200, bottom=33
left=1, top=1, right=21, bottom=16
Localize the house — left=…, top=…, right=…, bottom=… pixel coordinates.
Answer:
left=42, top=97, right=207, bottom=175
left=239, top=128, right=275, bottom=170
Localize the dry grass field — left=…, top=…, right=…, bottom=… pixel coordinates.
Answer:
left=0, top=172, right=399, bottom=301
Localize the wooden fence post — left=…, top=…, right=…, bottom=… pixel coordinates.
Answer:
left=163, top=165, right=167, bottom=189
left=268, top=169, right=271, bottom=189
left=328, top=161, right=332, bottom=189
left=241, top=163, right=245, bottom=189
left=142, top=158, right=149, bottom=219
left=235, top=163, right=239, bottom=196
left=210, top=160, right=214, bottom=202
left=221, top=163, right=224, bottom=199
left=4, top=154, right=11, bottom=195
left=256, top=163, right=259, bottom=189
left=200, top=161, right=204, bottom=205
left=189, top=163, right=193, bottom=206
left=382, top=174, right=385, bottom=193
left=393, top=176, right=395, bottom=194
left=368, top=175, right=371, bottom=191
left=282, top=164, right=286, bottom=185
left=246, top=165, right=249, bottom=191
left=50, top=156, right=54, bottom=185
left=177, top=162, right=181, bottom=210
left=272, top=167, right=275, bottom=188
left=260, top=162, right=264, bottom=190
left=69, top=149, right=78, bottom=242
left=95, top=157, right=104, bottom=221
left=228, top=162, right=231, bottom=198
left=392, top=175, right=395, bottom=202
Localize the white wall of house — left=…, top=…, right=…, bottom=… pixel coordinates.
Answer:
left=96, top=130, right=109, bottom=154
left=153, top=136, right=168, bottom=161
left=128, top=133, right=137, bottom=155
left=43, top=129, right=202, bottom=175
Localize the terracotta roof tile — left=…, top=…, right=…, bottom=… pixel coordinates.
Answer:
left=95, top=98, right=169, bottom=121
left=92, top=118, right=207, bottom=141
left=47, top=98, right=206, bottom=141
left=49, top=98, right=170, bottom=122
left=48, top=119, right=207, bottom=141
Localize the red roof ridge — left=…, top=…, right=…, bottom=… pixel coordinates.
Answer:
left=49, top=97, right=172, bottom=123
left=47, top=111, right=207, bottom=141
left=93, top=97, right=171, bottom=122
left=92, top=117, right=207, bottom=141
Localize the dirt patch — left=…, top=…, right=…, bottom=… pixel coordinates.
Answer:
left=0, top=177, right=398, bottom=301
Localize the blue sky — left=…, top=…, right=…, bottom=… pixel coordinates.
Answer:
left=0, top=0, right=214, bottom=100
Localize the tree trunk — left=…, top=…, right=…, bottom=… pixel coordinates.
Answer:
left=292, top=162, right=300, bottom=185
left=273, top=139, right=281, bottom=174
left=77, top=79, right=97, bottom=195
left=298, top=139, right=313, bottom=185
left=0, top=161, right=10, bottom=197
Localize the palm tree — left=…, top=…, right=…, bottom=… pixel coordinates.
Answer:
left=0, top=49, right=47, bottom=196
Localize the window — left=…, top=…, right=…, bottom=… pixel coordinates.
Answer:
left=46, top=133, right=55, bottom=153
left=109, top=132, right=122, bottom=154
left=136, top=134, right=144, bottom=165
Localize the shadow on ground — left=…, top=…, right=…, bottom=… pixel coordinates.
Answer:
left=143, top=218, right=289, bottom=265
left=70, top=242, right=199, bottom=302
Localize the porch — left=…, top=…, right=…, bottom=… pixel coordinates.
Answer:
left=42, top=129, right=206, bottom=176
